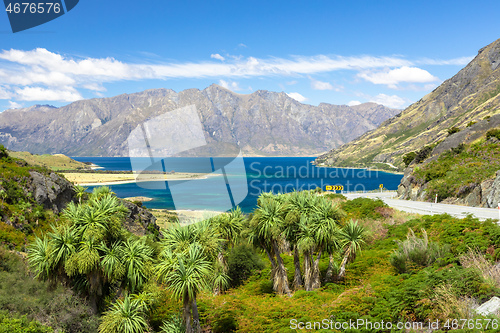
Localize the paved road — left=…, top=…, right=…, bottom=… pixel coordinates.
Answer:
left=342, top=191, right=500, bottom=221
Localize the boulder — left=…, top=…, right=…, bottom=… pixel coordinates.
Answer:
left=28, top=170, right=75, bottom=214
left=120, top=199, right=159, bottom=236
left=464, top=186, right=482, bottom=207
left=481, top=178, right=494, bottom=207
left=475, top=296, right=500, bottom=316
left=485, top=171, right=500, bottom=208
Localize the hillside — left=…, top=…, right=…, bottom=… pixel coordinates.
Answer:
left=315, top=38, right=500, bottom=169
left=397, top=116, right=500, bottom=207
left=0, top=85, right=399, bottom=157
left=7, top=151, right=91, bottom=171
left=0, top=146, right=158, bottom=244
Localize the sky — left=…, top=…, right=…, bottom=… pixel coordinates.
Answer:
left=0, top=0, right=499, bottom=110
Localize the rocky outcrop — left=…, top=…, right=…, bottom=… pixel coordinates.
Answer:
left=397, top=167, right=428, bottom=201
left=484, top=170, right=500, bottom=208
left=27, top=170, right=75, bottom=214
left=120, top=199, right=159, bottom=236
left=0, top=86, right=399, bottom=157
left=398, top=168, right=500, bottom=208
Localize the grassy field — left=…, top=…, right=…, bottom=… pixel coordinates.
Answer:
left=7, top=151, right=90, bottom=171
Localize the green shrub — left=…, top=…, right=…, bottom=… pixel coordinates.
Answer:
left=403, top=152, right=416, bottom=167
left=227, top=244, right=265, bottom=288
left=159, top=314, right=185, bottom=333
left=0, top=311, right=52, bottom=333
left=466, top=121, right=477, bottom=127
left=0, top=224, right=25, bottom=250
left=414, top=146, right=433, bottom=164
left=447, top=126, right=461, bottom=136
left=340, top=197, right=388, bottom=220
left=211, top=311, right=238, bottom=333
left=0, top=146, right=7, bottom=160
left=389, top=229, right=450, bottom=274
left=323, top=193, right=346, bottom=201
left=312, top=187, right=323, bottom=193
left=450, top=143, right=465, bottom=154
left=1, top=181, right=25, bottom=205
left=486, top=128, right=500, bottom=141
left=0, top=247, right=99, bottom=333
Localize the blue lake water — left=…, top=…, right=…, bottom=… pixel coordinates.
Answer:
left=71, top=157, right=403, bottom=214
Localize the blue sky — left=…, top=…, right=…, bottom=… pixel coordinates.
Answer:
left=0, top=0, right=499, bottom=110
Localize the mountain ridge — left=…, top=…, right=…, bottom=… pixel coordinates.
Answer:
left=315, top=38, right=500, bottom=169
left=0, top=85, right=399, bottom=157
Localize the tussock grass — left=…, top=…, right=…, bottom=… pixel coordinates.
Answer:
left=460, top=248, right=500, bottom=289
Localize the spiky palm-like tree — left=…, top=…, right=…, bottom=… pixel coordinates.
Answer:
left=98, top=294, right=150, bottom=333
left=48, top=224, right=77, bottom=285
left=27, top=236, right=53, bottom=282
left=296, top=215, right=316, bottom=291
left=29, top=188, right=139, bottom=314
left=282, top=191, right=316, bottom=290
left=208, top=208, right=244, bottom=272
left=121, top=238, right=154, bottom=293
left=309, top=198, right=343, bottom=289
left=251, top=196, right=291, bottom=296
left=337, top=220, right=367, bottom=280
left=73, top=185, right=88, bottom=204
left=156, top=244, right=213, bottom=333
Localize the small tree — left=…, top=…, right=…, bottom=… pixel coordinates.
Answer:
left=337, top=220, right=367, bottom=280
left=447, top=127, right=460, bottom=136
left=403, top=152, right=417, bottom=167
left=414, top=146, right=433, bottom=164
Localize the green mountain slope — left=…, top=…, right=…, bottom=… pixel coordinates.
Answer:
left=315, top=38, right=500, bottom=170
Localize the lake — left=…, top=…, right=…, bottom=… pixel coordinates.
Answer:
left=72, top=157, right=403, bottom=213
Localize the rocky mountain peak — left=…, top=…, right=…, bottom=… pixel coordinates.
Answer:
left=0, top=86, right=400, bottom=157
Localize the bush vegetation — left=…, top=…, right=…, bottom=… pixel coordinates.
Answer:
left=413, top=137, right=500, bottom=201
left=447, top=126, right=461, bottom=136
left=486, top=128, right=500, bottom=140
left=414, top=145, right=433, bottom=164
left=403, top=151, right=417, bottom=167
left=3, top=149, right=500, bottom=332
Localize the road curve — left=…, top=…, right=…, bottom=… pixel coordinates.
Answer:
left=342, top=191, right=500, bottom=221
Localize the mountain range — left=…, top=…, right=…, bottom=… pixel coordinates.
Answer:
left=0, top=85, right=399, bottom=157
left=315, top=38, right=500, bottom=169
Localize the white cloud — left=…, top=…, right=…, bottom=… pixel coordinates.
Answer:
left=0, top=86, right=11, bottom=99
left=14, top=87, right=82, bottom=102
left=210, top=53, right=225, bottom=61
left=310, top=78, right=334, bottom=90
left=369, top=94, right=407, bottom=109
left=417, top=56, right=473, bottom=66
left=0, top=48, right=468, bottom=103
left=347, top=100, right=362, bottom=106
left=286, top=80, right=298, bottom=85
left=286, top=92, right=307, bottom=102
left=218, top=80, right=241, bottom=91
left=8, top=101, right=22, bottom=109
left=358, top=66, right=439, bottom=88
left=238, top=43, right=247, bottom=48
left=82, top=83, right=107, bottom=91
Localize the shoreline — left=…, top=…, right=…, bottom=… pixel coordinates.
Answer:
left=312, top=162, right=404, bottom=175
left=64, top=172, right=221, bottom=186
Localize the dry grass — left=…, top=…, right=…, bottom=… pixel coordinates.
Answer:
left=8, top=151, right=90, bottom=171
left=459, top=248, right=500, bottom=288
left=432, top=283, right=479, bottom=321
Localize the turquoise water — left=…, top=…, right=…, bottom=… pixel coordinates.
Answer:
left=72, top=157, right=403, bottom=213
